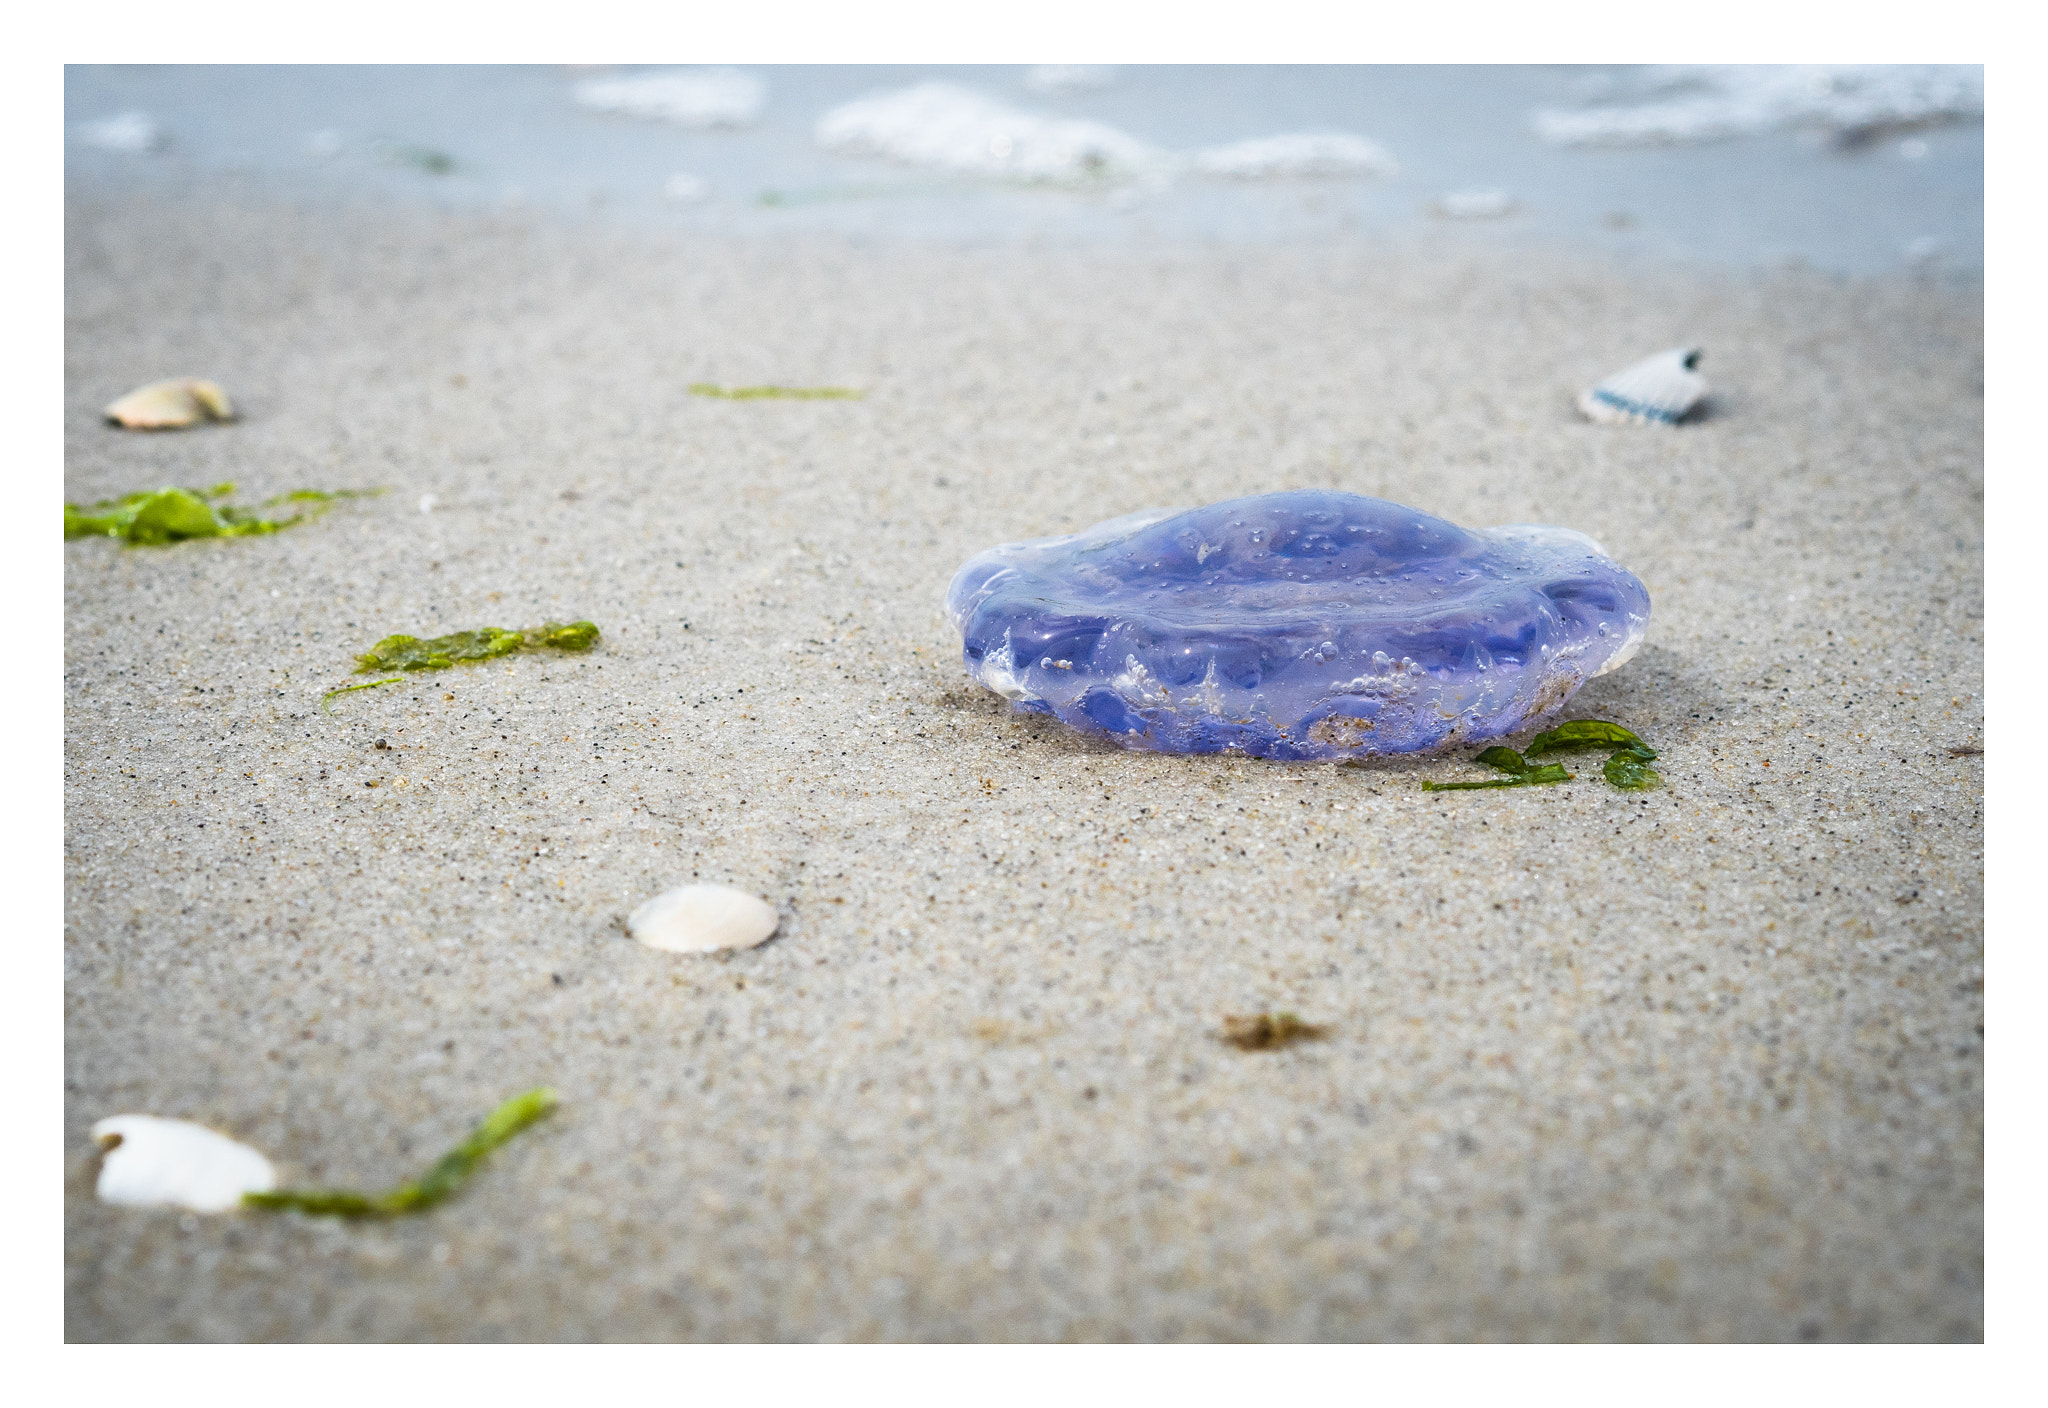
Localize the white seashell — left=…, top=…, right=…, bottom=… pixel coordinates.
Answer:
left=628, top=883, right=779, bottom=954
left=91, top=1116, right=276, bottom=1212
left=1578, top=347, right=1708, bottom=427
left=103, top=378, right=235, bottom=430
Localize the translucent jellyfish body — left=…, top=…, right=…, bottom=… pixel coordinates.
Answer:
left=945, top=491, right=1650, bottom=761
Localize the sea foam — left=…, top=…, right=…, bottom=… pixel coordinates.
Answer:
left=1533, top=65, right=1982, bottom=146
left=816, top=82, right=1165, bottom=182
left=817, top=83, right=1400, bottom=191
left=1191, top=132, right=1398, bottom=179
left=1024, top=65, right=1117, bottom=96
left=77, top=111, right=164, bottom=154
left=574, top=68, right=765, bottom=128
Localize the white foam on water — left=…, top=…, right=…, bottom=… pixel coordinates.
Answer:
left=1434, top=189, right=1516, bottom=219
left=663, top=172, right=709, bottom=203
left=1023, top=65, right=1116, bottom=96
left=1192, top=131, right=1398, bottom=179
left=91, top=1115, right=275, bottom=1212
left=573, top=68, right=765, bottom=129
left=1533, top=65, right=1982, bottom=146
left=78, top=111, right=163, bottom=154
left=815, top=82, right=1166, bottom=182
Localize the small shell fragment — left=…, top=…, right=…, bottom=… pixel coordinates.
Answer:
left=1578, top=348, right=1707, bottom=427
left=103, top=378, right=236, bottom=430
left=628, top=883, right=779, bottom=954
left=91, top=1115, right=276, bottom=1212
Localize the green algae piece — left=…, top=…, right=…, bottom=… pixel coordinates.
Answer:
left=1524, top=719, right=1650, bottom=758
left=1603, top=744, right=1664, bottom=791
left=359, top=626, right=523, bottom=672
left=65, top=483, right=380, bottom=545
left=320, top=676, right=407, bottom=715
left=687, top=383, right=865, bottom=400
left=353, top=620, right=600, bottom=675
left=325, top=621, right=598, bottom=713
left=374, top=140, right=456, bottom=175
left=244, top=1088, right=557, bottom=1218
left=1474, top=745, right=1529, bottom=773
left=1421, top=762, right=1571, bottom=792
left=1525, top=719, right=1663, bottom=791
left=1423, top=720, right=1664, bottom=794
left=1421, top=744, right=1569, bottom=790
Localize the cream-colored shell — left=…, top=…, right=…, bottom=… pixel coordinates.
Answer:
left=91, top=1115, right=276, bottom=1212
left=1578, top=348, right=1707, bottom=426
left=628, top=883, right=780, bottom=954
left=103, top=378, right=235, bottom=429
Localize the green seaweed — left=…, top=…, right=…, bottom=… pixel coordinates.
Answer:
left=1602, top=744, right=1664, bottom=791
left=319, top=677, right=408, bottom=715
left=375, top=140, right=457, bottom=174
left=1420, top=761, right=1572, bottom=792
left=1523, top=719, right=1649, bottom=758
left=353, top=620, right=600, bottom=675
left=1474, top=745, right=1530, bottom=773
left=244, top=1088, right=557, bottom=1218
left=65, top=483, right=380, bottom=546
left=326, top=621, right=600, bottom=711
left=687, top=383, right=865, bottom=401
left=1422, top=719, right=1663, bottom=793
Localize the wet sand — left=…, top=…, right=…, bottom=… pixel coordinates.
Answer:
left=64, top=185, right=1982, bottom=1340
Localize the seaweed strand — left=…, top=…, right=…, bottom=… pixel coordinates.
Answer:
left=243, top=1087, right=558, bottom=1218
left=320, top=677, right=406, bottom=715
left=1420, top=718, right=1662, bottom=793
left=65, top=484, right=382, bottom=545
left=351, top=620, right=600, bottom=675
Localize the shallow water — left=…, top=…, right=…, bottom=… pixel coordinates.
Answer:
left=65, top=64, right=1982, bottom=275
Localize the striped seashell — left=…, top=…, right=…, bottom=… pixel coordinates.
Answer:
left=1578, top=348, right=1706, bottom=426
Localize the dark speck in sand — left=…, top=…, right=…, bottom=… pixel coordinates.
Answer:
left=1222, top=1013, right=1329, bottom=1051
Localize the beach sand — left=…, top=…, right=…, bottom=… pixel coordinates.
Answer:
left=63, top=185, right=1983, bottom=1340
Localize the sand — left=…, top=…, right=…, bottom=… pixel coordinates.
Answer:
left=63, top=184, right=1983, bottom=1341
